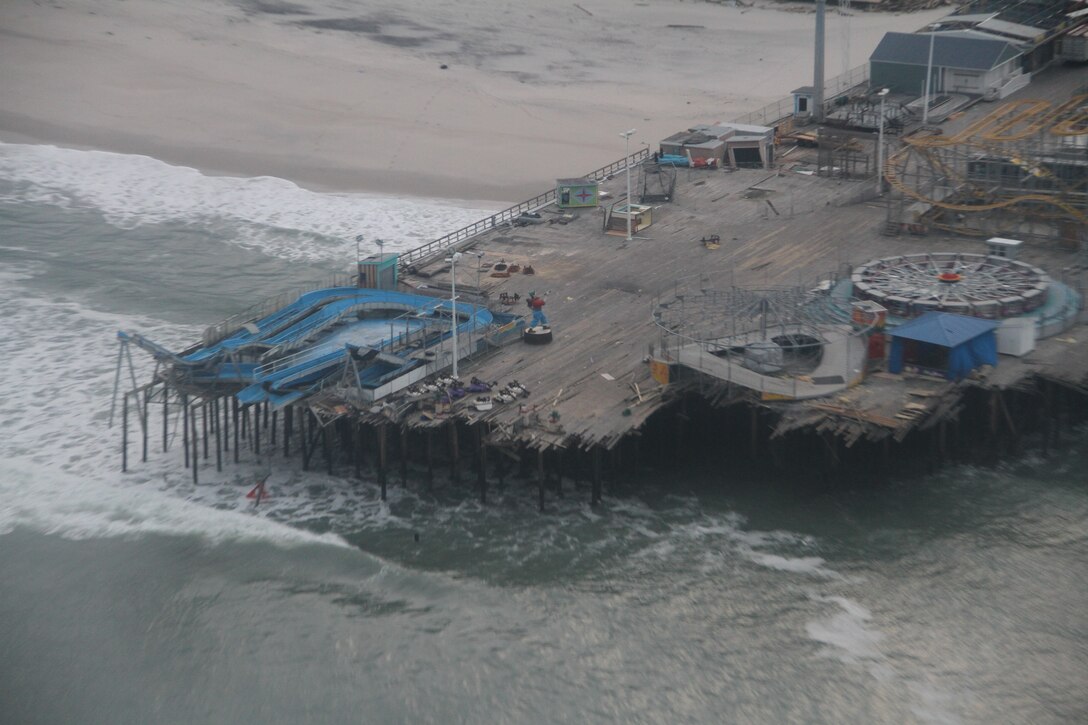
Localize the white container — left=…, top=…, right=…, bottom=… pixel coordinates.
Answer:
left=995, top=317, right=1036, bottom=357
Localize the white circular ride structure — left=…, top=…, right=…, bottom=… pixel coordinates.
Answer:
left=851, top=253, right=1050, bottom=320
left=654, top=287, right=875, bottom=400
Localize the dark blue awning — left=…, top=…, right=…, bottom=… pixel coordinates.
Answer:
left=889, top=312, right=998, bottom=347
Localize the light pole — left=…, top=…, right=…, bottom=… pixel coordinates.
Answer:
left=922, top=29, right=936, bottom=125
left=876, top=88, right=889, bottom=193
left=354, top=234, right=363, bottom=286
left=620, top=128, right=636, bottom=241
left=448, top=251, right=462, bottom=378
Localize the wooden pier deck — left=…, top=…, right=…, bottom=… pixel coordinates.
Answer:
left=385, top=157, right=1086, bottom=452
left=121, top=66, right=1088, bottom=503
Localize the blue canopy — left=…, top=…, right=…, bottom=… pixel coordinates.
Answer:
left=888, top=312, right=999, bottom=380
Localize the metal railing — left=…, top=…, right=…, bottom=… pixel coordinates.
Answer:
left=201, top=271, right=356, bottom=347
left=731, top=64, right=871, bottom=128
left=396, top=67, right=873, bottom=275
left=396, top=149, right=651, bottom=271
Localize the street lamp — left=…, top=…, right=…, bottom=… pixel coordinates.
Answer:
left=619, top=128, right=637, bottom=241
left=876, top=88, right=889, bottom=193
left=447, top=251, right=462, bottom=378
left=354, top=234, right=364, bottom=286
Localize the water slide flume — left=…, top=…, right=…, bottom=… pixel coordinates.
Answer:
left=120, top=287, right=496, bottom=408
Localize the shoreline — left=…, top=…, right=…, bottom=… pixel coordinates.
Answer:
left=0, top=0, right=948, bottom=203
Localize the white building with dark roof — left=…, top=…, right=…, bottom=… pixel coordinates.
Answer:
left=869, top=31, right=1027, bottom=99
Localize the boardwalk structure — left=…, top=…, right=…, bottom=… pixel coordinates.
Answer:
left=116, top=65, right=1088, bottom=506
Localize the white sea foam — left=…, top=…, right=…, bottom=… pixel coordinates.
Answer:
left=0, top=457, right=348, bottom=548
left=806, top=594, right=885, bottom=662
left=0, top=142, right=498, bottom=263
left=0, top=274, right=354, bottom=548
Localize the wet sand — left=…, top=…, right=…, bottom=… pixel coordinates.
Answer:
left=0, top=0, right=945, bottom=203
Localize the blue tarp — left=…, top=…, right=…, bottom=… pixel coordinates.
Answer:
left=888, top=312, right=999, bottom=380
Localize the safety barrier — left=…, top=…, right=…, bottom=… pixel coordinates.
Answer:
left=396, top=149, right=651, bottom=271
left=201, top=272, right=355, bottom=347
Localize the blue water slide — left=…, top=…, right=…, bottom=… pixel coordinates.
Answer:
left=187, top=362, right=259, bottom=384
left=236, top=344, right=351, bottom=405
left=258, top=296, right=373, bottom=350
left=183, top=286, right=361, bottom=363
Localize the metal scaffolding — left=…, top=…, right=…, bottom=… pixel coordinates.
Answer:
left=882, top=94, right=1088, bottom=246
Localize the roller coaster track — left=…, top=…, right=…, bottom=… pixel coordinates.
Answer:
left=1051, top=96, right=1088, bottom=136
left=908, top=99, right=1050, bottom=148
left=980, top=95, right=1088, bottom=142
left=883, top=95, right=1088, bottom=223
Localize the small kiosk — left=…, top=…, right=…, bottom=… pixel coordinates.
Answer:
left=986, top=237, right=1022, bottom=260
left=605, top=202, right=653, bottom=236
left=556, top=178, right=599, bottom=209
left=357, top=253, right=399, bottom=290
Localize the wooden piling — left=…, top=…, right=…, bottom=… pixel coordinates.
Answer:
left=141, top=387, right=149, bottom=464
left=162, top=383, right=169, bottom=453
left=426, top=428, right=435, bottom=489
left=232, top=397, right=240, bottom=463
left=201, top=401, right=208, bottom=460
left=283, top=406, right=292, bottom=458
left=215, top=398, right=223, bottom=472
left=191, top=399, right=199, bottom=485
left=476, top=427, right=487, bottom=504
left=400, top=425, right=409, bottom=486
left=378, top=424, right=388, bottom=501
left=121, top=391, right=129, bottom=473
left=323, top=425, right=332, bottom=475
left=353, top=421, right=363, bottom=479
left=750, top=406, right=759, bottom=460
left=448, top=423, right=460, bottom=484
left=182, top=394, right=190, bottom=469
left=592, top=446, right=602, bottom=506
left=537, top=448, right=545, bottom=512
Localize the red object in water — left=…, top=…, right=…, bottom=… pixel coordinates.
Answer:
left=246, top=477, right=270, bottom=501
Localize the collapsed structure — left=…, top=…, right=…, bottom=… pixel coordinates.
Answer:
left=112, top=13, right=1088, bottom=506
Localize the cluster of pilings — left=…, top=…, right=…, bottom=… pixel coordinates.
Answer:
left=650, top=375, right=1088, bottom=484
left=118, top=382, right=613, bottom=510
left=118, top=374, right=1088, bottom=508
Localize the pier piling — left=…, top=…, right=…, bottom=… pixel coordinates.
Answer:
left=141, top=388, right=149, bottom=464
left=215, top=398, right=223, bottom=472
left=121, top=391, right=129, bottom=473
left=191, top=399, right=199, bottom=485
left=182, top=394, right=190, bottom=469
left=537, top=448, right=545, bottom=512
left=378, top=424, right=388, bottom=500
left=162, top=384, right=169, bottom=453
left=232, top=398, right=240, bottom=464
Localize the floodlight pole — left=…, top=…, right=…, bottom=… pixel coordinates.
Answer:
left=620, top=128, right=636, bottom=241
left=449, top=251, right=462, bottom=378
left=876, top=88, right=889, bottom=193
left=922, top=30, right=936, bottom=125
left=354, top=234, right=363, bottom=286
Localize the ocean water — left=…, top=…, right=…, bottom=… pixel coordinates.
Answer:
left=1, top=141, right=1086, bottom=725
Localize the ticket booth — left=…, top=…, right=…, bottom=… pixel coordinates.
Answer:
left=556, top=178, right=599, bottom=209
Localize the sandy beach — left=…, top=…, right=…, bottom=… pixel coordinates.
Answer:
left=1, top=0, right=946, bottom=203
